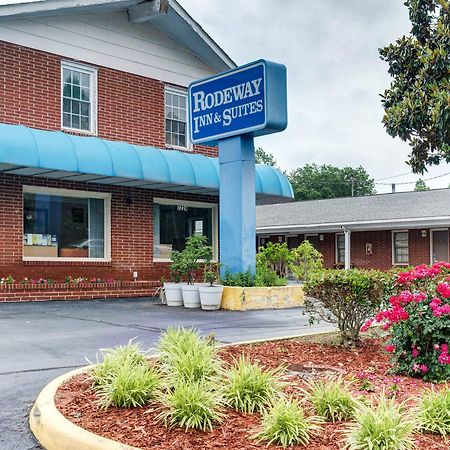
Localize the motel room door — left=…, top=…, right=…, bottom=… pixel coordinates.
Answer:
left=431, top=230, right=449, bottom=263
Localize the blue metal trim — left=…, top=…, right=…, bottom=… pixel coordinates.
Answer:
left=0, top=123, right=293, bottom=199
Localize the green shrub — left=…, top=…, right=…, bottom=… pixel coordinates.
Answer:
left=290, top=240, right=323, bottom=283
left=158, top=327, right=221, bottom=385
left=95, top=363, right=160, bottom=409
left=255, top=257, right=287, bottom=287
left=344, top=396, right=417, bottom=450
left=159, top=381, right=223, bottom=431
left=254, top=397, right=321, bottom=448
left=305, top=269, right=389, bottom=346
left=224, top=356, right=284, bottom=413
left=178, top=234, right=212, bottom=284
left=90, top=340, right=147, bottom=387
left=305, top=377, right=357, bottom=422
left=221, top=269, right=255, bottom=287
left=257, top=242, right=292, bottom=278
left=417, top=387, right=450, bottom=437
left=364, top=263, right=450, bottom=382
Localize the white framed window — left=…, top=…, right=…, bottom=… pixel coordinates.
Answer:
left=23, top=186, right=111, bottom=261
left=165, top=87, right=190, bottom=150
left=392, top=231, right=409, bottom=265
left=336, top=233, right=345, bottom=265
left=153, top=197, right=218, bottom=261
left=61, top=61, right=97, bottom=134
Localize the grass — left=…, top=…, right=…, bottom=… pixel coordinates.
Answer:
left=416, top=387, right=450, bottom=438
left=158, top=381, right=224, bottom=431
left=344, top=395, right=417, bottom=450
left=157, top=327, right=221, bottom=385
left=90, top=340, right=147, bottom=387
left=223, top=355, right=284, bottom=413
left=254, top=397, right=321, bottom=448
left=95, top=363, right=160, bottom=409
left=305, top=377, right=357, bottom=422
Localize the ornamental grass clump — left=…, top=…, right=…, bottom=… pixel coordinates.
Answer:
left=344, top=396, right=417, bottom=450
left=254, top=397, right=321, bottom=448
left=158, top=380, right=224, bottom=431
left=158, top=327, right=221, bottom=385
left=416, top=387, right=450, bottom=438
left=305, top=377, right=357, bottom=422
left=362, top=262, right=450, bottom=382
left=90, top=340, right=148, bottom=387
left=224, top=356, right=284, bottom=413
left=96, top=363, right=160, bottom=409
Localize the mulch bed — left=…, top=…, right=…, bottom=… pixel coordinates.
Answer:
left=55, top=337, right=448, bottom=449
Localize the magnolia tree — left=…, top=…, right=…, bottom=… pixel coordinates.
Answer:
left=362, top=262, right=450, bottom=382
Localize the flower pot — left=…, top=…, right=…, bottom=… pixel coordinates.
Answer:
left=181, top=284, right=201, bottom=308
left=199, top=284, right=224, bottom=311
left=163, top=282, right=183, bottom=307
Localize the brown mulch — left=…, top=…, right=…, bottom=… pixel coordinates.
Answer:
left=55, top=338, right=449, bottom=450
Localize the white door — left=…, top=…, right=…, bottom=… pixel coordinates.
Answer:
left=431, top=230, right=449, bottom=263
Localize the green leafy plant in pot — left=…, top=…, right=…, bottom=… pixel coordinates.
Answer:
left=163, top=250, right=184, bottom=307
left=180, top=235, right=211, bottom=308
left=199, top=261, right=224, bottom=311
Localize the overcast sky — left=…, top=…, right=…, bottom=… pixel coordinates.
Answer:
left=182, top=0, right=450, bottom=193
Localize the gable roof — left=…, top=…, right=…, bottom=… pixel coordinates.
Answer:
left=257, top=189, right=450, bottom=233
left=0, top=0, right=235, bottom=72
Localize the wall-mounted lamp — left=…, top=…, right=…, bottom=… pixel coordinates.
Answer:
left=366, top=243, right=373, bottom=256
left=421, top=230, right=427, bottom=237
left=319, top=234, right=324, bottom=241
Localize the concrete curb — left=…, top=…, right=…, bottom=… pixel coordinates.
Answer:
left=29, top=329, right=336, bottom=450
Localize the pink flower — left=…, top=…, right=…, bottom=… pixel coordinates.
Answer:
left=360, top=319, right=373, bottom=332
left=420, top=364, right=429, bottom=373
left=429, top=298, right=442, bottom=310
left=411, top=348, right=419, bottom=358
left=385, top=344, right=395, bottom=353
left=437, top=283, right=450, bottom=298
left=434, top=344, right=440, bottom=351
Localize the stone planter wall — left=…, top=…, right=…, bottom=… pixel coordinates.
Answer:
left=221, top=285, right=305, bottom=311
left=0, top=281, right=159, bottom=302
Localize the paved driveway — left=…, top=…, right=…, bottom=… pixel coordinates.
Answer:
left=0, top=298, right=332, bottom=449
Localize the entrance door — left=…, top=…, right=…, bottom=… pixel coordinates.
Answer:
left=431, top=230, right=449, bottom=263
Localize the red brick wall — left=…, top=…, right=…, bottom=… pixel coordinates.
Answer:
left=263, top=229, right=444, bottom=271
left=0, top=173, right=217, bottom=282
left=0, top=40, right=217, bottom=157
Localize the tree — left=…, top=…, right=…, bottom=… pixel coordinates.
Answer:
left=414, top=178, right=430, bottom=191
left=255, top=147, right=278, bottom=167
left=379, top=0, right=450, bottom=174
left=288, top=163, right=376, bottom=201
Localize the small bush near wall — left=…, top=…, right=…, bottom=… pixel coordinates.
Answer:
left=305, top=269, right=388, bottom=347
left=363, top=262, right=450, bottom=382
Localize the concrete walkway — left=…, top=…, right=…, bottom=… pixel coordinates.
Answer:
left=0, top=298, right=332, bottom=449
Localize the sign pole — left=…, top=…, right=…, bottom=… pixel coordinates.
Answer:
left=218, top=134, right=256, bottom=276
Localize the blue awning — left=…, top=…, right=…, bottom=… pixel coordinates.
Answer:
left=0, top=124, right=293, bottom=202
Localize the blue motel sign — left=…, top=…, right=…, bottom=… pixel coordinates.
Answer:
left=189, top=60, right=287, bottom=275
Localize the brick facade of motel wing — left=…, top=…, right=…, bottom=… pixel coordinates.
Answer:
left=0, top=40, right=218, bottom=284
left=261, top=229, right=448, bottom=270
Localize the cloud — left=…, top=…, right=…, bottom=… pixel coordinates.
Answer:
left=181, top=0, right=450, bottom=192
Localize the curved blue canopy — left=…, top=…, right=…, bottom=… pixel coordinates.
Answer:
left=0, top=124, right=293, bottom=201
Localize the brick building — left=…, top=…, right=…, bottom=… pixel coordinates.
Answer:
left=0, top=0, right=292, bottom=299
left=257, top=190, right=450, bottom=270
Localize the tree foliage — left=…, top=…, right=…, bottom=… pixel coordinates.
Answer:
left=255, top=147, right=278, bottom=167
left=379, top=0, right=450, bottom=173
left=288, top=164, right=376, bottom=201
left=414, top=178, right=430, bottom=190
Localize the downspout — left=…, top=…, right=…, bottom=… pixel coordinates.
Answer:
left=341, top=226, right=351, bottom=270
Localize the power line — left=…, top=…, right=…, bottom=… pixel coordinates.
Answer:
left=375, top=172, right=450, bottom=186
left=374, top=171, right=412, bottom=181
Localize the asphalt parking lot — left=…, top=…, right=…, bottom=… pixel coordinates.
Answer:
left=0, top=298, right=332, bottom=449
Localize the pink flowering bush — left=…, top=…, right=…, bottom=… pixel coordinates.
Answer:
left=362, top=262, right=450, bottom=382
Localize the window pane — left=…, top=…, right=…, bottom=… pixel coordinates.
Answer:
left=81, top=73, right=90, bottom=87
left=23, top=193, right=105, bottom=259
left=72, top=72, right=80, bottom=86
left=63, top=113, right=71, bottom=127
left=80, top=116, right=90, bottom=131
left=80, top=102, right=89, bottom=116
left=72, top=114, right=80, bottom=129
left=72, top=100, right=80, bottom=115
left=63, top=69, right=71, bottom=84
left=81, top=88, right=90, bottom=101
left=72, top=85, right=81, bottom=99
left=394, top=232, right=409, bottom=264
left=153, top=203, right=213, bottom=259
left=63, top=83, right=72, bottom=97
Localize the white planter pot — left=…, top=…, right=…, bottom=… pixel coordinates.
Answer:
left=199, top=285, right=224, bottom=311
left=181, top=284, right=201, bottom=308
left=163, top=282, right=183, bottom=307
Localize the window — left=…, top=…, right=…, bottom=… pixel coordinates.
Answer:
left=23, top=187, right=110, bottom=260
left=165, top=88, right=189, bottom=149
left=336, top=233, right=345, bottom=264
left=393, top=231, right=409, bottom=265
left=153, top=198, right=217, bottom=260
left=61, top=62, right=97, bottom=133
